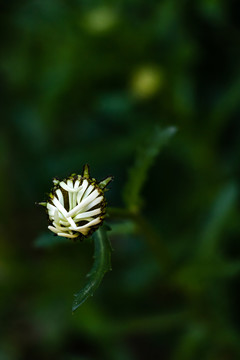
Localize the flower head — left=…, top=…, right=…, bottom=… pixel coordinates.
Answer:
left=39, top=165, right=112, bottom=240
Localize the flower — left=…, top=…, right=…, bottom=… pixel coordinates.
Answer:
left=39, top=165, right=112, bottom=240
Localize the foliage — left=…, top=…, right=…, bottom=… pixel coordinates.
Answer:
left=72, top=226, right=112, bottom=312
left=123, top=125, right=177, bottom=212
left=1, top=1, right=240, bottom=359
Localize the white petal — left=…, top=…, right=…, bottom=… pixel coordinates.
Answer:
left=68, top=189, right=100, bottom=217
left=66, top=216, right=77, bottom=229
left=56, top=189, right=64, bottom=206
left=52, top=197, right=68, bottom=217
left=70, top=217, right=101, bottom=231
left=48, top=225, right=59, bottom=234
left=47, top=203, right=57, bottom=212
left=59, top=219, right=71, bottom=226
left=67, top=179, right=73, bottom=188
left=74, top=208, right=101, bottom=220
left=54, top=209, right=60, bottom=224
left=83, top=196, right=103, bottom=211
left=77, top=179, right=89, bottom=204
left=74, top=179, right=80, bottom=189
left=82, top=184, right=94, bottom=201
left=72, top=180, right=80, bottom=208
left=52, top=222, right=70, bottom=232
left=67, top=180, right=73, bottom=210
left=60, top=181, right=81, bottom=193
left=57, top=232, right=79, bottom=238
left=47, top=210, right=55, bottom=217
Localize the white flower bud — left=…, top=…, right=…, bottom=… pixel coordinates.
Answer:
left=39, top=165, right=112, bottom=240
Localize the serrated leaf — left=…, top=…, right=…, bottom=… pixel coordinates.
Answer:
left=72, top=225, right=112, bottom=312
left=123, top=125, right=177, bottom=212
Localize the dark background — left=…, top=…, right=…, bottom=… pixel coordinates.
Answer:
left=1, top=1, right=240, bottom=359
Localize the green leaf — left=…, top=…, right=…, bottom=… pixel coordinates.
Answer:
left=123, top=125, right=177, bottom=212
left=198, top=182, right=237, bottom=258
left=72, top=225, right=112, bottom=312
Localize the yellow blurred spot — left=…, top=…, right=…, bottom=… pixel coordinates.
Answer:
left=83, top=7, right=117, bottom=33
left=131, top=66, right=164, bottom=99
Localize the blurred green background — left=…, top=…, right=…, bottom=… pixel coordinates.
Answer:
left=1, top=1, right=240, bottom=359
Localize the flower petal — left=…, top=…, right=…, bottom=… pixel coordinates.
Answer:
left=68, top=189, right=100, bottom=217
